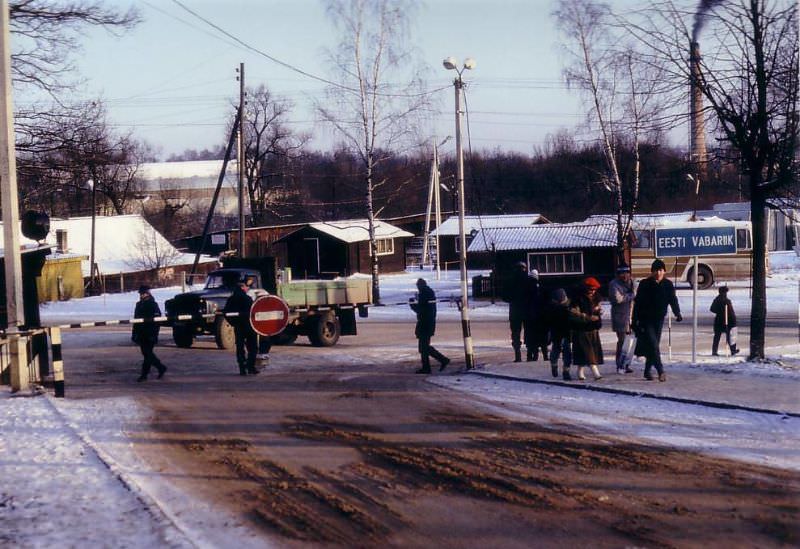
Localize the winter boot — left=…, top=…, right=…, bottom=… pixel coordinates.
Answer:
left=156, top=365, right=167, bottom=379
left=562, top=368, right=572, bottom=381
left=513, top=346, right=522, bottom=363
left=730, top=345, right=740, bottom=355
left=551, top=362, right=559, bottom=378
left=526, top=349, right=534, bottom=362
left=590, top=365, right=603, bottom=380
left=577, top=367, right=586, bottom=381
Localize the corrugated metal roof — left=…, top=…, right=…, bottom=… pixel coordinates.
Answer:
left=431, top=214, right=547, bottom=236
left=467, top=222, right=617, bottom=252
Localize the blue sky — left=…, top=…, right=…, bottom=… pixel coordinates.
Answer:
left=70, top=0, right=651, bottom=159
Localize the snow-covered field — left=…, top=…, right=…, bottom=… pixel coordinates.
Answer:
left=1, top=251, right=798, bottom=547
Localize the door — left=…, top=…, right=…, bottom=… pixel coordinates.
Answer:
left=302, top=238, right=320, bottom=279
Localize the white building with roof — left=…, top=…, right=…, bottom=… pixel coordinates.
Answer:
left=137, top=160, right=241, bottom=216
left=43, top=215, right=217, bottom=291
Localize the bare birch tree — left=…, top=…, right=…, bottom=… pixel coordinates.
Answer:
left=318, top=0, right=428, bottom=303
left=238, top=84, right=308, bottom=225
left=555, top=0, right=670, bottom=259
left=623, top=0, right=798, bottom=359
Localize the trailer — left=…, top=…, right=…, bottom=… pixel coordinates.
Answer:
left=164, top=257, right=372, bottom=349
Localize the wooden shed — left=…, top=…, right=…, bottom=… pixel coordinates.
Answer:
left=431, top=214, right=550, bottom=269
left=274, top=219, right=414, bottom=279
left=468, top=221, right=626, bottom=297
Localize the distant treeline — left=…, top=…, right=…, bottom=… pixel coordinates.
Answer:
left=168, top=138, right=744, bottom=228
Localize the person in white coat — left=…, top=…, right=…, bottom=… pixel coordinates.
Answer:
left=608, top=264, right=635, bottom=373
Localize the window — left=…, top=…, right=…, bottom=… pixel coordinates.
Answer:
left=632, top=229, right=652, bottom=249
left=736, top=228, right=752, bottom=250
left=375, top=238, right=394, bottom=256
left=527, top=251, right=584, bottom=275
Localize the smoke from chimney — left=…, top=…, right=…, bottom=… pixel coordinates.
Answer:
left=692, top=0, right=726, bottom=42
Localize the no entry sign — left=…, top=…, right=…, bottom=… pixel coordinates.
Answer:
left=249, top=295, right=290, bottom=337
left=654, top=225, right=737, bottom=257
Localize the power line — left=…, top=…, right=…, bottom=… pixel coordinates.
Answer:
left=168, top=0, right=450, bottom=100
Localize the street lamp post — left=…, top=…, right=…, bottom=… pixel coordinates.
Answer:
left=443, top=56, right=476, bottom=370
left=87, top=178, right=97, bottom=294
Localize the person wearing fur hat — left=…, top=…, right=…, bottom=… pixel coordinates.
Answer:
left=132, top=285, right=166, bottom=382
left=632, top=259, right=682, bottom=381
left=710, top=285, right=739, bottom=356
left=608, top=264, right=635, bottom=373
left=568, top=277, right=604, bottom=381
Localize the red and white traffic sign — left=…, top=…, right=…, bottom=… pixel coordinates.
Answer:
left=249, top=295, right=290, bottom=337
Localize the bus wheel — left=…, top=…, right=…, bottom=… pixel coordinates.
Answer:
left=688, top=265, right=714, bottom=290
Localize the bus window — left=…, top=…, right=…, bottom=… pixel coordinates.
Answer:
left=736, top=228, right=752, bottom=250
left=633, top=229, right=652, bottom=249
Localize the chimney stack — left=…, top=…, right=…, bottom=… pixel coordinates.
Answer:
left=689, top=41, right=708, bottom=180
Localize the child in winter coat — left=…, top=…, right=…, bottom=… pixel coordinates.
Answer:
left=710, top=286, right=740, bottom=356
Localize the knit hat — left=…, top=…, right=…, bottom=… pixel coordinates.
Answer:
left=138, top=285, right=151, bottom=294
left=719, top=285, right=729, bottom=293
left=651, top=259, right=666, bottom=272
left=583, top=277, right=601, bottom=290
left=615, top=264, right=631, bottom=274
left=551, top=288, right=569, bottom=305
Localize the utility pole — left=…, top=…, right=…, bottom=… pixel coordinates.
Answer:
left=237, top=62, right=246, bottom=258
left=443, top=57, right=476, bottom=370
left=88, top=178, right=97, bottom=293
left=0, top=0, right=29, bottom=391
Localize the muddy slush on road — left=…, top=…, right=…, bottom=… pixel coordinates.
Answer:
left=63, top=323, right=799, bottom=548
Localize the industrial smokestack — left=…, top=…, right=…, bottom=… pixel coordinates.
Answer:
left=689, top=41, right=707, bottom=180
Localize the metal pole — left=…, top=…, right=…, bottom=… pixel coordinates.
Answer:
left=237, top=62, right=246, bottom=258
left=454, top=75, right=474, bottom=369
left=692, top=255, right=698, bottom=362
left=422, top=143, right=436, bottom=268
left=90, top=181, right=96, bottom=293
left=433, top=141, right=442, bottom=281
left=0, top=0, right=29, bottom=391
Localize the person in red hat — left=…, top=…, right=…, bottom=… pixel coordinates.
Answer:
left=568, top=277, right=604, bottom=381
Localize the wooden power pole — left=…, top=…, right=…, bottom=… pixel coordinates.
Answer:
left=237, top=62, right=246, bottom=258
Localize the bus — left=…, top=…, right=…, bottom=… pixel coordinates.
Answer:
left=629, top=218, right=755, bottom=289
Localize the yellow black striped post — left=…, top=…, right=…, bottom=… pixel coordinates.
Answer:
left=50, top=327, right=64, bottom=398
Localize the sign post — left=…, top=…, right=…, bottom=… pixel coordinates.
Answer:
left=654, top=224, right=737, bottom=364
left=249, top=295, right=290, bottom=337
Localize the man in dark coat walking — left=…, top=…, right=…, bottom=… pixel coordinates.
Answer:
left=502, top=262, right=538, bottom=362
left=132, top=285, right=166, bottom=382
left=710, top=285, right=739, bottom=356
left=223, top=276, right=259, bottom=376
left=632, top=259, right=682, bottom=382
left=410, top=278, right=450, bottom=374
